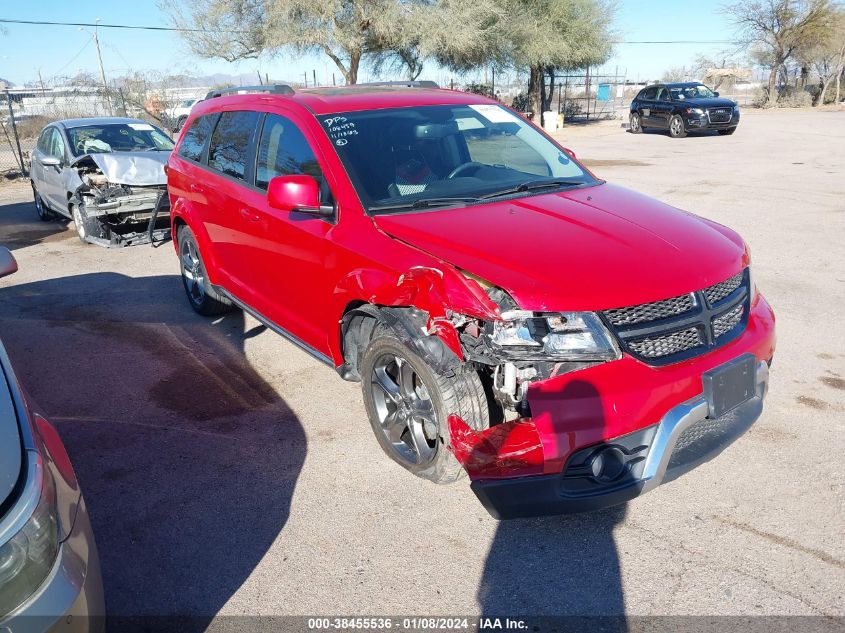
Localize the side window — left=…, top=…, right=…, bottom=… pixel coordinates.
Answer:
left=642, top=87, right=657, bottom=100
left=208, top=110, right=259, bottom=180
left=49, top=129, right=65, bottom=160
left=255, top=114, right=324, bottom=190
left=37, top=128, right=52, bottom=153
left=657, top=87, right=671, bottom=102
left=178, top=114, right=215, bottom=163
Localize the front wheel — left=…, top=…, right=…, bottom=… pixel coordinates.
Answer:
left=70, top=203, right=90, bottom=243
left=629, top=112, right=642, bottom=134
left=360, top=331, right=489, bottom=484
left=668, top=114, right=687, bottom=138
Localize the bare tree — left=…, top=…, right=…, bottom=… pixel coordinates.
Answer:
left=724, top=0, right=838, bottom=104
left=661, top=67, right=688, bottom=82
left=796, top=7, right=845, bottom=103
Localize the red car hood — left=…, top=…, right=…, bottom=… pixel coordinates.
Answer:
left=375, top=183, right=748, bottom=312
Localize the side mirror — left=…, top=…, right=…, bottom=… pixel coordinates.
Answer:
left=40, top=156, right=61, bottom=167
left=267, top=175, right=333, bottom=217
left=0, top=247, right=18, bottom=279
left=713, top=91, right=720, bottom=97
left=563, top=147, right=577, bottom=160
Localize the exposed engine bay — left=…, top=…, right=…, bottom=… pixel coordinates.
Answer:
left=69, top=153, right=171, bottom=247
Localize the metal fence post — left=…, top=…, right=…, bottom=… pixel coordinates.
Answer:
left=4, top=90, right=27, bottom=177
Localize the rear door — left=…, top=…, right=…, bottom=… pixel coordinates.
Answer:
left=653, top=86, right=673, bottom=127
left=202, top=110, right=262, bottom=303
left=639, top=87, right=658, bottom=126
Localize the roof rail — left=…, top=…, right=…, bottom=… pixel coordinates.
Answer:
left=205, top=84, right=295, bottom=99
left=353, top=81, right=440, bottom=89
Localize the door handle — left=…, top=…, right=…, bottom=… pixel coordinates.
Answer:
left=239, top=208, right=261, bottom=222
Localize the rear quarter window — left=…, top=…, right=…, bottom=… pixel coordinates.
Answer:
left=208, top=111, right=259, bottom=180
left=178, top=114, right=216, bottom=163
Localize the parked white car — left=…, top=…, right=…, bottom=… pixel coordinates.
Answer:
left=165, top=98, right=202, bottom=131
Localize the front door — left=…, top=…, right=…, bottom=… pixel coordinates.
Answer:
left=232, top=111, right=337, bottom=352
left=653, top=87, right=673, bottom=128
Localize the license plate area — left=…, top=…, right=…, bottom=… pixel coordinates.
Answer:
left=703, top=354, right=757, bottom=419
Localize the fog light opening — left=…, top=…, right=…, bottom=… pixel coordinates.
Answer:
left=588, top=446, right=627, bottom=483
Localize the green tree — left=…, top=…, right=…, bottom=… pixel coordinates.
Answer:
left=724, top=0, right=838, bottom=104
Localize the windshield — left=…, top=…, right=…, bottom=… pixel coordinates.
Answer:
left=669, top=84, right=716, bottom=100
left=321, top=104, right=598, bottom=213
left=67, top=123, right=174, bottom=156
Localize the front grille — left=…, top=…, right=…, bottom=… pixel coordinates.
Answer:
left=708, top=107, right=732, bottom=123
left=713, top=304, right=744, bottom=339
left=601, top=269, right=750, bottom=365
left=705, top=270, right=743, bottom=304
left=628, top=327, right=703, bottom=359
left=604, top=294, right=694, bottom=326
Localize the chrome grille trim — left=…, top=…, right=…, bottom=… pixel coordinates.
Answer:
left=707, top=107, right=732, bottom=123
left=601, top=268, right=750, bottom=365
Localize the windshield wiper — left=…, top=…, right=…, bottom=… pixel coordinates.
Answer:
left=370, top=196, right=482, bottom=213
left=480, top=179, right=585, bottom=200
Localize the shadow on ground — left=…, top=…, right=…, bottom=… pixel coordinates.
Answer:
left=0, top=271, right=305, bottom=631
left=477, top=380, right=628, bottom=629
left=0, top=198, right=73, bottom=250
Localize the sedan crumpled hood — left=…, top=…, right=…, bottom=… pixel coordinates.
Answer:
left=0, top=363, right=22, bottom=510
left=72, top=151, right=170, bottom=186
left=375, top=183, right=748, bottom=312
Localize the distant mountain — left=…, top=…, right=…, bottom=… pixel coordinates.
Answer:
left=0, top=77, right=14, bottom=88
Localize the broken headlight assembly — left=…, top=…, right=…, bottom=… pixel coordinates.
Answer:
left=491, top=310, right=621, bottom=362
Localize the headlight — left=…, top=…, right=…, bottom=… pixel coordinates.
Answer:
left=0, top=459, right=60, bottom=616
left=685, top=108, right=705, bottom=115
left=734, top=105, right=741, bottom=112
left=492, top=311, right=621, bottom=361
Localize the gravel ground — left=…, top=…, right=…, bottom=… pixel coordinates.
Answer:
left=0, top=108, right=843, bottom=623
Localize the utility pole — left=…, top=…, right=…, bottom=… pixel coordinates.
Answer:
left=79, top=19, right=111, bottom=115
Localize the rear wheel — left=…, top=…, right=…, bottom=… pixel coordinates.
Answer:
left=178, top=226, right=234, bottom=316
left=668, top=114, right=687, bottom=138
left=629, top=112, right=642, bottom=134
left=718, top=127, right=736, bottom=136
left=360, top=330, right=489, bottom=484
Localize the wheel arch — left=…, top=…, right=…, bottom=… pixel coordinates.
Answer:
left=170, top=199, right=224, bottom=287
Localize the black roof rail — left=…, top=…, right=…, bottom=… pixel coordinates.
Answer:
left=205, top=84, right=295, bottom=99
left=352, top=81, right=440, bottom=89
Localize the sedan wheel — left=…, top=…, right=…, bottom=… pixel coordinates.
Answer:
left=669, top=114, right=687, bottom=138
left=71, top=204, right=88, bottom=242
left=33, top=187, right=51, bottom=221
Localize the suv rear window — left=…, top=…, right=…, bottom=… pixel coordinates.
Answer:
left=208, top=111, right=259, bottom=180
left=255, top=114, right=323, bottom=190
left=178, top=114, right=216, bottom=162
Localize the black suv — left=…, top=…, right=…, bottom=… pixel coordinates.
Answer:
left=629, top=82, right=739, bottom=138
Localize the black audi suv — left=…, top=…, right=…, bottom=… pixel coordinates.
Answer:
left=629, top=82, right=740, bottom=138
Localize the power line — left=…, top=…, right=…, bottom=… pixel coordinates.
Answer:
left=0, top=18, right=739, bottom=44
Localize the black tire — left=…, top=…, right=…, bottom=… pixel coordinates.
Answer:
left=32, top=186, right=52, bottom=221
left=70, top=203, right=90, bottom=243
left=668, top=114, right=687, bottom=138
left=629, top=112, right=643, bottom=134
left=360, top=328, right=489, bottom=484
left=718, top=127, right=737, bottom=136
left=178, top=225, right=234, bottom=316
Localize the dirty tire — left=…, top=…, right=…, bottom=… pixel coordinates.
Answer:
left=178, top=225, right=234, bottom=316
left=668, top=114, right=687, bottom=138
left=629, top=112, right=642, bottom=134
left=718, top=127, right=736, bottom=136
left=70, top=203, right=90, bottom=243
left=360, top=328, right=489, bottom=484
left=33, top=186, right=52, bottom=221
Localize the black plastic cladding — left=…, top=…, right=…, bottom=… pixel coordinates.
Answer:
left=600, top=269, right=751, bottom=366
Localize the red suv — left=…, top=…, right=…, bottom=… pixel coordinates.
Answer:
left=166, top=82, right=775, bottom=519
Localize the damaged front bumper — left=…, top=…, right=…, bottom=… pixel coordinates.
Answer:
left=450, top=293, right=776, bottom=519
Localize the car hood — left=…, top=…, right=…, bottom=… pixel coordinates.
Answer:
left=0, top=362, right=22, bottom=511
left=677, top=97, right=737, bottom=108
left=71, top=151, right=170, bottom=186
left=375, top=183, right=748, bottom=311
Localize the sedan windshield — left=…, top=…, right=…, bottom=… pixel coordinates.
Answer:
left=321, top=104, right=599, bottom=213
left=670, top=84, right=716, bottom=100
left=67, top=123, right=174, bottom=156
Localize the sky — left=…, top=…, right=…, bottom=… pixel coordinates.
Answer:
left=0, top=0, right=743, bottom=87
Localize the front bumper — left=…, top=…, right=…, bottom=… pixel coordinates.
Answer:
left=472, top=359, right=769, bottom=519
left=685, top=110, right=740, bottom=130
left=1, top=495, right=105, bottom=633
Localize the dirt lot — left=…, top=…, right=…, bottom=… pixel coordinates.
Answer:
left=0, top=108, right=843, bottom=622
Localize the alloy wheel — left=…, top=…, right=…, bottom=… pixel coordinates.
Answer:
left=630, top=113, right=640, bottom=132
left=72, top=205, right=86, bottom=239
left=180, top=239, right=206, bottom=305
left=671, top=117, right=683, bottom=136
left=369, top=353, right=438, bottom=466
